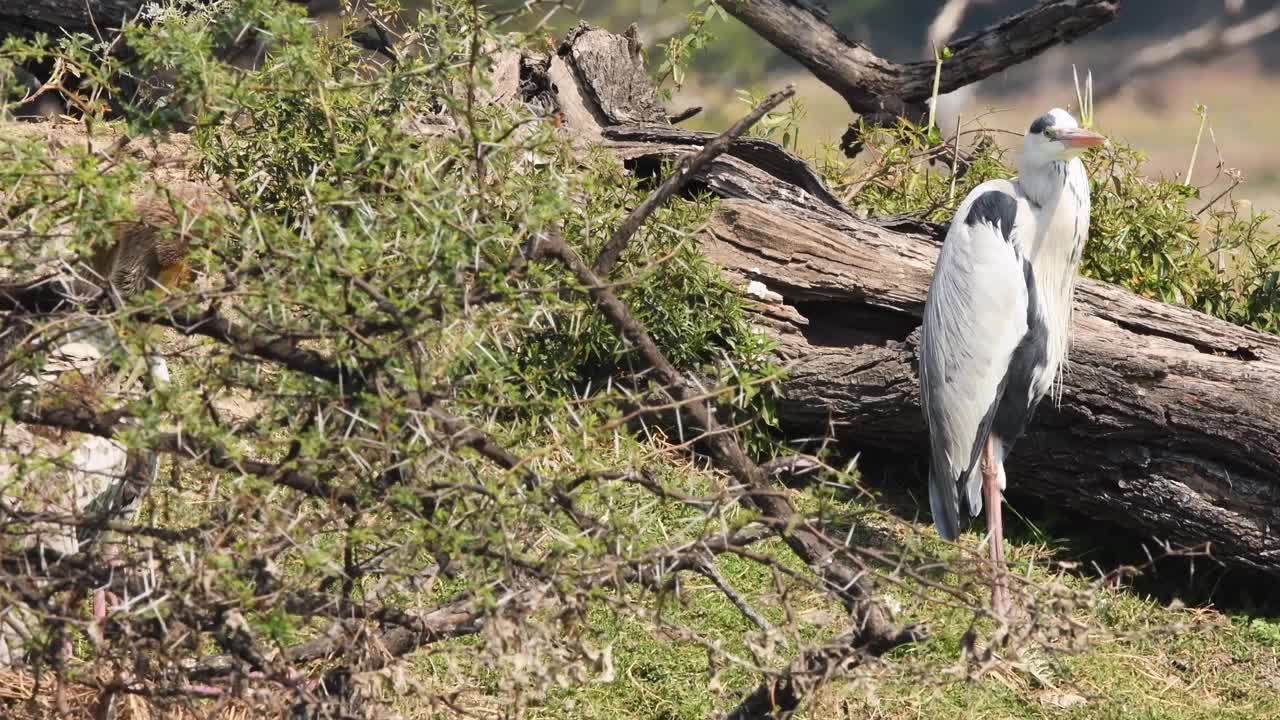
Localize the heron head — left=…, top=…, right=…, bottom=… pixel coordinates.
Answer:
left=1022, top=108, right=1106, bottom=166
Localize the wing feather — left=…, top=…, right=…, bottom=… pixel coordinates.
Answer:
left=920, top=181, right=1030, bottom=540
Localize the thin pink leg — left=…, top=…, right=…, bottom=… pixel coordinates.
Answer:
left=982, top=436, right=1009, bottom=618
left=94, top=545, right=120, bottom=626
left=93, top=588, right=107, bottom=626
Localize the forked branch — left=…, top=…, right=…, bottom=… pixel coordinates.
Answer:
left=593, top=85, right=796, bottom=276
left=717, top=0, right=1120, bottom=121
left=1093, top=4, right=1280, bottom=103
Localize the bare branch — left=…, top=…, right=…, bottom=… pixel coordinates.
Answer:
left=1094, top=5, right=1280, bottom=104
left=592, top=85, right=796, bottom=276
left=0, top=279, right=368, bottom=388
left=717, top=0, right=1120, bottom=121
left=759, top=454, right=823, bottom=488
left=142, top=306, right=367, bottom=389
left=9, top=404, right=358, bottom=507
left=668, top=105, right=702, bottom=124
left=696, top=558, right=774, bottom=634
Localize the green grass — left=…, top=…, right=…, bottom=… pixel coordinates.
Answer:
left=377, top=471, right=1280, bottom=719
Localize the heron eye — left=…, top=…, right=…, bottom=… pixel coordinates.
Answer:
left=1044, top=128, right=1058, bottom=141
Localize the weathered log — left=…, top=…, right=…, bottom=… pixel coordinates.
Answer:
left=0, top=0, right=325, bottom=38
left=695, top=183, right=1280, bottom=576
left=539, top=26, right=1280, bottom=576
left=0, top=0, right=143, bottom=38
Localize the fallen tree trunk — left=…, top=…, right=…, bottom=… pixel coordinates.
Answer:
left=698, top=190, right=1280, bottom=575
left=537, top=26, right=1280, bottom=576
left=0, top=0, right=143, bottom=38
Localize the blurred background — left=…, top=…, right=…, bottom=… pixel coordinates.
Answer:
left=491, top=0, right=1280, bottom=211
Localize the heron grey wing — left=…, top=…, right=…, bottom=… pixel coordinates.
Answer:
left=2, top=336, right=142, bottom=557
left=920, top=186, right=1030, bottom=539
left=76, top=445, right=156, bottom=544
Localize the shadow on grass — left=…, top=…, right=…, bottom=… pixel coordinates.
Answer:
left=830, top=448, right=1280, bottom=618
left=1001, top=491, right=1280, bottom=618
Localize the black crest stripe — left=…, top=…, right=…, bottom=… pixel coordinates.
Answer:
left=1029, top=113, right=1056, bottom=135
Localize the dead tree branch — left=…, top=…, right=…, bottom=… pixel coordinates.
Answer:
left=722, top=626, right=914, bottom=720
left=9, top=404, right=359, bottom=507
left=1094, top=3, right=1280, bottom=104
left=716, top=0, right=1121, bottom=122
left=593, top=85, right=797, bottom=276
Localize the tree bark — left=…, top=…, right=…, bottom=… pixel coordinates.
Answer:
left=716, top=0, right=1122, bottom=122
left=0, top=0, right=317, bottom=41
left=0, top=0, right=144, bottom=38
left=538, top=26, right=1280, bottom=577
left=1093, top=4, right=1280, bottom=105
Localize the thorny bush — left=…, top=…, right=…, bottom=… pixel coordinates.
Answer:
left=0, top=2, right=1269, bottom=719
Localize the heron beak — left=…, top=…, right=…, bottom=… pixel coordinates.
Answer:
left=1056, top=128, right=1107, bottom=149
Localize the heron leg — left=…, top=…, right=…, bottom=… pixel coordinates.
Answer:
left=93, top=589, right=107, bottom=626
left=93, top=545, right=121, bottom=627
left=982, top=435, right=1009, bottom=618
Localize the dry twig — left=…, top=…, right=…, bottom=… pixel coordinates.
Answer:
left=593, top=85, right=796, bottom=276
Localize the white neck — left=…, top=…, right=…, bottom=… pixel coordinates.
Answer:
left=1018, top=156, right=1090, bottom=402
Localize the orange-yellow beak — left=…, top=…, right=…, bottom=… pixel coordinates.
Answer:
left=1057, top=127, right=1107, bottom=149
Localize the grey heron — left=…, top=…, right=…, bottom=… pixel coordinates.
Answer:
left=919, top=108, right=1105, bottom=616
